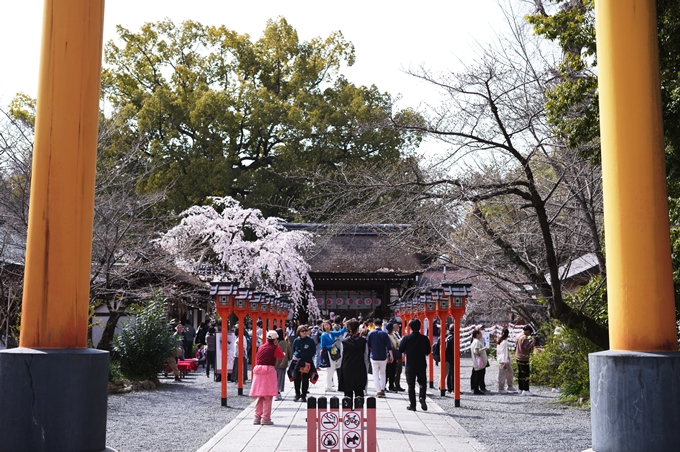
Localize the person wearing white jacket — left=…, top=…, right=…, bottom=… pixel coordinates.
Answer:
left=495, top=328, right=517, bottom=393
left=470, top=330, right=488, bottom=394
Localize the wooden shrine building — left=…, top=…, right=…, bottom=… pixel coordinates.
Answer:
left=284, top=224, right=426, bottom=319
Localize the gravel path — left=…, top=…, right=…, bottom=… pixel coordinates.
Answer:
left=106, top=370, right=254, bottom=452
left=433, top=357, right=592, bottom=452
left=106, top=358, right=592, bottom=452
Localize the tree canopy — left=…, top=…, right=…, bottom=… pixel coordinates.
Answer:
left=102, top=17, right=421, bottom=218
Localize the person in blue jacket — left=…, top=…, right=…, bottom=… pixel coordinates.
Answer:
left=320, top=320, right=346, bottom=391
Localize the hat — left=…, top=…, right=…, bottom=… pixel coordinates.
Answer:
left=267, top=330, right=278, bottom=340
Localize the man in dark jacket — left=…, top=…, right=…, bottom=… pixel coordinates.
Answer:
left=445, top=324, right=455, bottom=393
left=399, top=318, right=431, bottom=412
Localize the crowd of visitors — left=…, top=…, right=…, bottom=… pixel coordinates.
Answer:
left=165, top=315, right=538, bottom=419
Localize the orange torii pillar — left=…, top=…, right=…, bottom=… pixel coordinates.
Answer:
left=589, top=1, right=680, bottom=451
left=0, top=1, right=109, bottom=451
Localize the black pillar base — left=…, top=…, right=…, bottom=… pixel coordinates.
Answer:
left=238, top=387, right=243, bottom=395
left=0, top=348, right=109, bottom=452
left=221, top=397, right=227, bottom=406
left=440, top=389, right=446, bottom=396
left=429, top=381, right=433, bottom=388
left=589, top=351, right=680, bottom=452
left=454, top=399, right=460, bottom=407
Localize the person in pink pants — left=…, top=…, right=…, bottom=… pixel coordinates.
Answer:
left=250, top=330, right=285, bottom=425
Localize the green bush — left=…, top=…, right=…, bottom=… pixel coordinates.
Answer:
left=112, top=296, right=179, bottom=381
left=530, top=321, right=602, bottom=402
left=108, top=359, right=125, bottom=382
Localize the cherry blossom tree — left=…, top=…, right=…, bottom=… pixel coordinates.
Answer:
left=157, top=196, right=317, bottom=313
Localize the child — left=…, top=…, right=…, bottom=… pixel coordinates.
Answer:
left=195, top=344, right=206, bottom=369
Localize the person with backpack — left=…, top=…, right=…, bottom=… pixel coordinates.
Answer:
left=432, top=337, right=441, bottom=365
left=310, top=320, right=323, bottom=366
left=183, top=321, right=196, bottom=359
left=320, top=320, right=346, bottom=391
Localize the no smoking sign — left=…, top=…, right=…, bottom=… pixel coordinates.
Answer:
left=319, top=411, right=340, bottom=451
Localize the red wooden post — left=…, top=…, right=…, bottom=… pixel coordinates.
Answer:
left=453, top=313, right=463, bottom=407
left=439, top=315, right=447, bottom=396
left=426, top=314, right=434, bottom=388
left=365, top=397, right=376, bottom=452
left=307, top=397, right=318, bottom=452
left=221, top=315, right=229, bottom=405
left=211, top=282, right=238, bottom=406
left=234, top=287, right=251, bottom=396
left=441, top=283, right=471, bottom=407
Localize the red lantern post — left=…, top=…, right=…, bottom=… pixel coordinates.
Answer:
left=233, top=287, right=251, bottom=395
left=210, top=281, right=238, bottom=406
left=249, top=292, right=264, bottom=371
left=420, top=292, right=437, bottom=389
left=442, top=283, right=471, bottom=407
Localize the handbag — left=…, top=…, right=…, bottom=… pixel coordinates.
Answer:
left=318, top=348, right=331, bottom=368
left=329, top=340, right=341, bottom=361
left=476, top=356, right=484, bottom=369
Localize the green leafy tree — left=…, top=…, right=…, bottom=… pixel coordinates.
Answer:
left=102, top=17, right=420, bottom=218
left=112, top=296, right=178, bottom=382
left=528, top=0, right=680, bottom=321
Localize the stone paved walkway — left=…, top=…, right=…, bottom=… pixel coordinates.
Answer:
left=197, top=368, right=485, bottom=452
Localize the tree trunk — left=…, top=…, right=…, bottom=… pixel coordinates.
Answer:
left=97, top=310, right=123, bottom=351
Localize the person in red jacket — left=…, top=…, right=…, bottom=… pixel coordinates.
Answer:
left=250, top=330, right=285, bottom=425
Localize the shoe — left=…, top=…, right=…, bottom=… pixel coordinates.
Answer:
left=396, top=386, right=406, bottom=392
left=325, top=388, right=332, bottom=392
left=498, top=389, right=508, bottom=394
left=406, top=405, right=416, bottom=411
left=206, top=374, right=210, bottom=378
left=388, top=386, right=396, bottom=392
left=507, top=386, right=518, bottom=392
left=420, top=399, right=428, bottom=411
left=523, top=390, right=534, bottom=396
left=294, top=395, right=301, bottom=402
left=253, top=417, right=261, bottom=425
left=174, top=377, right=181, bottom=382
left=376, top=391, right=386, bottom=398
left=275, top=394, right=282, bottom=401
left=300, top=396, right=307, bottom=403
left=474, top=390, right=484, bottom=395
left=261, top=419, right=274, bottom=425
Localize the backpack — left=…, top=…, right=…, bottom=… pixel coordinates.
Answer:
left=432, top=339, right=440, bottom=362
left=311, top=326, right=322, bottom=345
left=329, top=338, right=342, bottom=361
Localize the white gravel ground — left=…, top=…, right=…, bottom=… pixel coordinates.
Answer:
left=432, top=357, right=592, bottom=452
left=106, top=358, right=592, bottom=452
left=106, top=370, right=254, bottom=452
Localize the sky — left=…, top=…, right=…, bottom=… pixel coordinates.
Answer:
left=0, top=0, right=508, bottom=155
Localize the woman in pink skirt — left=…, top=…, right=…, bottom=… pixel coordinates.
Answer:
left=250, top=330, right=285, bottom=425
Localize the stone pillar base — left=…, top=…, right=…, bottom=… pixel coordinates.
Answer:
left=589, top=350, right=680, bottom=452
left=0, top=348, right=109, bottom=452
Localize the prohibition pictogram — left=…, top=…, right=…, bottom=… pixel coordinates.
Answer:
left=320, top=412, right=339, bottom=430
left=343, top=412, right=361, bottom=429
left=343, top=431, right=362, bottom=449
left=320, top=431, right=339, bottom=449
